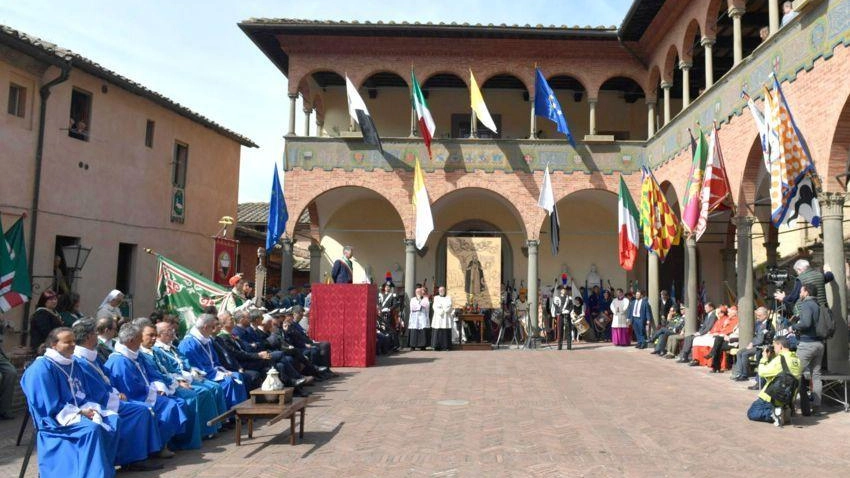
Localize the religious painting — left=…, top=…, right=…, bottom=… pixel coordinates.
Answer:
left=446, top=237, right=501, bottom=308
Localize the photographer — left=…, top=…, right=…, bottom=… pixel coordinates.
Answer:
left=747, top=336, right=802, bottom=426
left=791, top=284, right=825, bottom=416
left=774, top=259, right=833, bottom=310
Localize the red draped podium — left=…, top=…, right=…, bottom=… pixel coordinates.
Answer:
left=311, top=284, right=376, bottom=367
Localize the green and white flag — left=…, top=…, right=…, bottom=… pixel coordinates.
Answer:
left=155, top=254, right=240, bottom=336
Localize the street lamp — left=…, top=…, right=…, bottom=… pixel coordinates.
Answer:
left=62, top=243, right=92, bottom=290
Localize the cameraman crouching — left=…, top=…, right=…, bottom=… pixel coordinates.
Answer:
left=747, top=336, right=802, bottom=426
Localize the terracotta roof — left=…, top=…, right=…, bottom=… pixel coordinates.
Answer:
left=0, top=24, right=257, bottom=148
left=618, top=0, right=666, bottom=41
left=237, top=202, right=310, bottom=225
left=239, top=18, right=618, bottom=77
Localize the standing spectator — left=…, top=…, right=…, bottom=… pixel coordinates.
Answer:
left=610, top=288, right=630, bottom=346
left=629, top=290, right=652, bottom=349
left=30, top=289, right=62, bottom=349
left=775, top=259, right=833, bottom=309
left=57, top=292, right=84, bottom=327
left=781, top=1, right=798, bottom=26
left=792, top=284, right=825, bottom=415
left=431, top=286, right=453, bottom=351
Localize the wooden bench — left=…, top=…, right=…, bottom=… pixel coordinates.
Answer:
left=208, top=388, right=320, bottom=446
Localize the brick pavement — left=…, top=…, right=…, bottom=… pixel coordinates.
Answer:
left=3, top=343, right=850, bottom=477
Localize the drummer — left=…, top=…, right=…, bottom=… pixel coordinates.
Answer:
left=571, top=296, right=595, bottom=342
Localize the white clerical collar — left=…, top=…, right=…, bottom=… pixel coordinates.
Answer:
left=114, top=342, right=139, bottom=360
left=189, top=327, right=210, bottom=345
left=44, top=348, right=73, bottom=365
left=154, top=340, right=172, bottom=351
left=73, top=346, right=98, bottom=362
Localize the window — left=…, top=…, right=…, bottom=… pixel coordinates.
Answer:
left=145, top=119, right=155, bottom=148
left=116, top=243, right=136, bottom=296
left=53, top=235, right=79, bottom=293
left=7, top=83, right=26, bottom=118
left=172, top=141, right=189, bottom=188
left=69, top=88, right=92, bottom=141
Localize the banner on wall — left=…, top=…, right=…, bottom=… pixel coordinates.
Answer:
left=446, top=237, right=501, bottom=308
left=213, top=237, right=239, bottom=286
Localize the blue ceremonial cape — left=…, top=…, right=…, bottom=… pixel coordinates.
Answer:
left=75, top=356, right=163, bottom=463
left=103, top=352, right=188, bottom=446
left=152, top=344, right=227, bottom=433
left=178, top=333, right=248, bottom=408
left=20, top=357, right=119, bottom=478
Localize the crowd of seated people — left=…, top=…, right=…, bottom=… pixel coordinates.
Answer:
left=18, top=288, right=338, bottom=476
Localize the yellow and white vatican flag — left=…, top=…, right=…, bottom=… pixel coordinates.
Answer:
left=469, top=69, right=498, bottom=135
left=413, top=158, right=434, bottom=249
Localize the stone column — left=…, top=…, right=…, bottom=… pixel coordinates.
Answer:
left=646, top=100, right=656, bottom=138
left=701, top=37, right=715, bottom=88
left=316, top=119, right=325, bottom=138
left=303, top=108, right=311, bottom=137
left=819, top=192, right=849, bottom=373
left=588, top=98, right=598, bottom=136
left=685, top=236, right=698, bottom=335
left=308, top=243, right=323, bottom=284
left=680, top=62, right=692, bottom=109
left=661, top=82, right=672, bottom=125
left=648, top=252, right=660, bottom=327
left=769, top=0, right=780, bottom=36
left=281, top=237, right=294, bottom=291
left=529, top=97, right=537, bottom=139
left=730, top=7, right=745, bottom=66
left=526, top=240, right=539, bottom=333
left=287, top=93, right=298, bottom=136
left=409, top=105, right=416, bottom=138
left=764, top=241, right=779, bottom=267
left=735, top=216, right=755, bottom=346
left=404, top=239, right=416, bottom=304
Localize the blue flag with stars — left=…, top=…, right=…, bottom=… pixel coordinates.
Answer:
left=266, top=163, right=289, bottom=251
left=534, top=68, right=575, bottom=147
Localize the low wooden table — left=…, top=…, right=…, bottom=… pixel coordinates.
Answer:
left=458, top=313, right=491, bottom=350
left=208, top=388, right=319, bottom=446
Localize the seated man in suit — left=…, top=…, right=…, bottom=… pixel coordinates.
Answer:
left=331, top=246, right=354, bottom=284
left=628, top=290, right=653, bottom=349
left=677, top=302, right=717, bottom=363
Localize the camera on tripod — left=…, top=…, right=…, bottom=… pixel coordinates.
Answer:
left=766, top=266, right=790, bottom=286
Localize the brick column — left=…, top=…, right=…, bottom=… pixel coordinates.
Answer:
left=735, top=216, right=755, bottom=346
left=661, top=81, right=672, bottom=126
left=819, top=192, right=849, bottom=373
left=701, top=37, right=715, bottom=88
left=730, top=7, right=745, bottom=66
left=287, top=93, right=298, bottom=136
left=680, top=61, right=692, bottom=109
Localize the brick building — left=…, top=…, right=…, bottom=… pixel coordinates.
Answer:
left=241, top=0, right=850, bottom=372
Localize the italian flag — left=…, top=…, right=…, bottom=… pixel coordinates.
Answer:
left=411, top=69, right=436, bottom=158
left=618, top=176, right=640, bottom=271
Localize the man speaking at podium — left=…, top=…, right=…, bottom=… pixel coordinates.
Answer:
left=331, top=246, right=354, bottom=284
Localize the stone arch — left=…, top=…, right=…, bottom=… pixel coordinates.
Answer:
left=546, top=72, right=590, bottom=95
left=481, top=72, right=532, bottom=97
left=597, top=76, right=647, bottom=140
left=434, top=219, right=515, bottom=291
left=703, top=0, right=726, bottom=39
left=825, top=89, right=850, bottom=193
left=680, top=19, right=703, bottom=65
left=290, top=67, right=346, bottom=95
left=737, top=134, right=767, bottom=217
left=647, top=65, right=661, bottom=100
left=358, top=71, right=410, bottom=137
left=430, top=187, right=528, bottom=240
left=662, top=44, right=680, bottom=84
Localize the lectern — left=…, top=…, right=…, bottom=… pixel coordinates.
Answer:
left=310, top=283, right=377, bottom=367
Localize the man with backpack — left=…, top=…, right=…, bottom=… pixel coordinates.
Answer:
left=747, top=336, right=802, bottom=426
left=792, top=284, right=826, bottom=415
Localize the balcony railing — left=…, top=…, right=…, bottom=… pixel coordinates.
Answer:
left=284, top=136, right=645, bottom=174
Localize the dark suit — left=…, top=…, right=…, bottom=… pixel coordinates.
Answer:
left=96, top=340, right=114, bottom=365
left=629, top=298, right=653, bottom=348
left=331, top=258, right=353, bottom=284
left=659, top=298, right=676, bottom=326
left=679, top=310, right=717, bottom=361
left=212, top=335, right=261, bottom=389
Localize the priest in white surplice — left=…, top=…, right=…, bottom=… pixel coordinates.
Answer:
left=431, top=286, right=453, bottom=351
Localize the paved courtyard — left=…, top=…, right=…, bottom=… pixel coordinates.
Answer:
left=3, top=343, right=850, bottom=477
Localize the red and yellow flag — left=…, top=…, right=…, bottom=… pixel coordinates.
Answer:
left=639, top=167, right=681, bottom=262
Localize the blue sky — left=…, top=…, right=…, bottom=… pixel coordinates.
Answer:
left=1, top=0, right=632, bottom=202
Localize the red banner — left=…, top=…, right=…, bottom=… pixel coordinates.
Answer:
left=212, top=237, right=238, bottom=286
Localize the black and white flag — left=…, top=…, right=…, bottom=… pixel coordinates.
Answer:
left=345, top=75, right=383, bottom=153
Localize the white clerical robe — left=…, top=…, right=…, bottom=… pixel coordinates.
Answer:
left=431, top=295, right=453, bottom=329
left=610, top=297, right=630, bottom=328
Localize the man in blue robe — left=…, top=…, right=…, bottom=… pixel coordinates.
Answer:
left=20, top=327, right=120, bottom=478
left=179, top=313, right=248, bottom=408
left=152, top=321, right=227, bottom=433
left=71, top=320, right=163, bottom=471
left=138, top=324, right=209, bottom=449
left=103, top=323, right=188, bottom=457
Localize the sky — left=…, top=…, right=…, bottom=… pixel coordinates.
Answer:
left=1, top=0, right=633, bottom=202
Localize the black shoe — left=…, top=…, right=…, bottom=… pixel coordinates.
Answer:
left=676, top=358, right=689, bottom=363
left=293, top=388, right=310, bottom=398
left=122, top=461, right=164, bottom=471
left=688, top=360, right=699, bottom=366
left=0, top=412, right=14, bottom=420
left=747, top=384, right=760, bottom=390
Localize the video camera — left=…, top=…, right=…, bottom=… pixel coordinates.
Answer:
left=766, top=266, right=790, bottom=287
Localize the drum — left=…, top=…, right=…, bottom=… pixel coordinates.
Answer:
left=571, top=313, right=590, bottom=335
